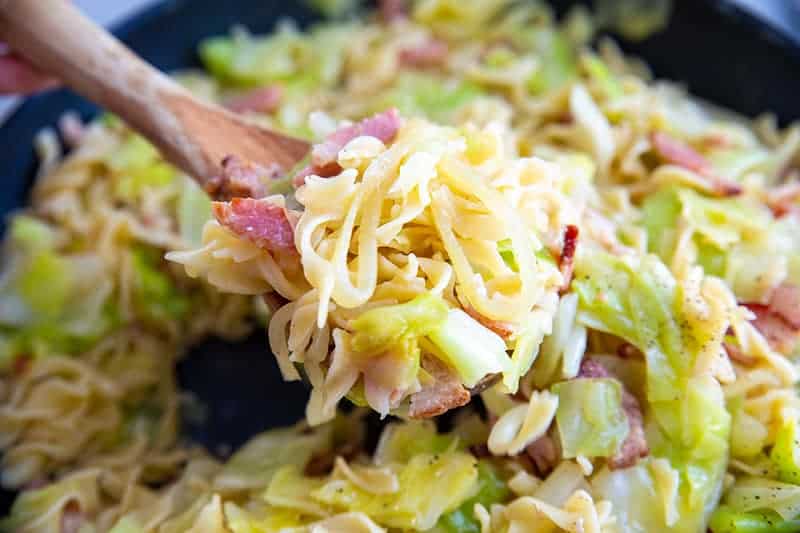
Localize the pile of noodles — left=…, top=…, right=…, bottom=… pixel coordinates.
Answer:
left=2, top=1, right=800, bottom=532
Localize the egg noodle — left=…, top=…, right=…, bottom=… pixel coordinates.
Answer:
left=2, top=1, right=800, bottom=532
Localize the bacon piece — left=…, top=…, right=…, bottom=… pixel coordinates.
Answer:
left=608, top=387, right=649, bottom=470
left=213, top=197, right=296, bottom=254
left=742, top=283, right=800, bottom=353
left=747, top=304, right=796, bottom=351
left=294, top=109, right=402, bottom=188
left=262, top=292, right=289, bottom=314
left=724, top=342, right=756, bottom=366
left=224, top=85, right=283, bottom=114
left=525, top=434, right=560, bottom=475
left=311, top=109, right=402, bottom=168
left=463, top=304, right=515, bottom=340
left=577, top=358, right=611, bottom=379
left=558, top=225, right=579, bottom=293
left=61, top=501, right=83, bottom=533
left=206, top=155, right=283, bottom=200
left=380, top=0, right=408, bottom=22
left=577, top=358, right=648, bottom=469
left=23, top=477, right=48, bottom=491
left=469, top=373, right=501, bottom=396
left=616, top=342, right=643, bottom=359
left=766, top=183, right=800, bottom=218
left=13, top=354, right=31, bottom=376
left=292, top=161, right=344, bottom=188
left=769, top=284, right=800, bottom=328
left=399, top=40, right=448, bottom=68
left=409, top=355, right=470, bottom=419
left=650, top=131, right=742, bottom=197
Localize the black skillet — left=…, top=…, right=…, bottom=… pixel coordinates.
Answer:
left=1, top=0, right=800, bottom=514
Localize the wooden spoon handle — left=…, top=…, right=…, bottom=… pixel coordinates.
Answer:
left=0, top=0, right=211, bottom=181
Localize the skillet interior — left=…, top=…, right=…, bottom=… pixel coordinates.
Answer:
left=1, top=0, right=799, bottom=513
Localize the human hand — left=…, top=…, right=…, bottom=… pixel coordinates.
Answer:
left=0, top=44, right=59, bottom=95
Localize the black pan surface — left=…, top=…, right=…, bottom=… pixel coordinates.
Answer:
left=1, top=0, right=800, bottom=513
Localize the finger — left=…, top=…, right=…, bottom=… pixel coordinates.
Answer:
left=0, top=53, right=59, bottom=95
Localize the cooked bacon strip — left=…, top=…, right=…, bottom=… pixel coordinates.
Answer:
left=312, top=108, right=402, bottom=168
left=769, top=283, right=800, bottom=328
left=61, top=502, right=83, bottom=533
left=766, top=182, right=800, bottom=218
left=742, top=283, right=800, bottom=353
left=206, top=155, right=283, bottom=200
left=609, top=389, right=649, bottom=469
left=380, top=0, right=408, bottom=22
left=558, top=225, right=579, bottom=293
left=577, top=359, right=648, bottom=469
left=525, top=433, right=560, bottom=475
left=263, top=292, right=289, bottom=314
left=463, top=304, right=515, bottom=340
left=213, top=197, right=296, bottom=254
left=650, top=131, right=742, bottom=197
left=747, top=304, right=797, bottom=353
left=469, top=373, right=501, bottom=396
left=294, top=109, right=402, bottom=188
left=577, top=358, right=611, bottom=379
left=399, top=40, right=448, bottom=68
left=224, top=85, right=283, bottom=114
left=409, top=355, right=470, bottom=419
left=13, top=354, right=31, bottom=376
left=292, top=160, right=344, bottom=188
left=616, top=342, right=643, bottom=359
left=724, top=342, right=756, bottom=366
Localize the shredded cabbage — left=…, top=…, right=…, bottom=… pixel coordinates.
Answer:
left=552, top=378, right=629, bottom=459
left=428, top=309, right=511, bottom=388
left=574, top=251, right=731, bottom=531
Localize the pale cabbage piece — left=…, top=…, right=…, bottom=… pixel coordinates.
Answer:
left=552, top=378, right=629, bottom=459
left=724, top=477, right=800, bottom=521
left=214, top=422, right=334, bottom=493
left=0, top=469, right=101, bottom=532
left=573, top=251, right=732, bottom=532
left=373, top=420, right=456, bottom=465
left=310, top=451, right=478, bottom=531
left=427, top=308, right=511, bottom=388
left=641, top=185, right=795, bottom=303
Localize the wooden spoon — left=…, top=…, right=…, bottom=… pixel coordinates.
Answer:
left=0, top=0, right=311, bottom=198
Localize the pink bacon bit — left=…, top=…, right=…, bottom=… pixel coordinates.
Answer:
left=743, top=283, right=800, bottom=354
left=558, top=225, right=579, bottom=294
left=609, top=387, right=649, bottom=469
left=295, top=109, right=403, bottom=187
left=577, top=358, right=649, bottom=469
left=206, top=155, right=283, bottom=200
left=463, top=304, right=515, bottom=340
left=650, top=131, right=743, bottom=197
left=60, top=501, right=84, bottom=533
left=766, top=182, right=800, bottom=218
left=725, top=342, right=756, bottom=366
left=380, top=0, right=408, bottom=22
left=399, top=40, right=448, bottom=69
left=525, top=433, right=560, bottom=475
left=311, top=108, right=402, bottom=168
left=213, top=197, right=297, bottom=254
left=409, top=356, right=470, bottom=419
left=768, top=283, right=800, bottom=328
left=224, top=85, right=283, bottom=115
